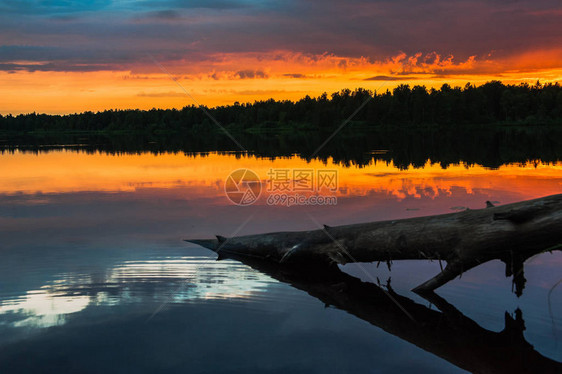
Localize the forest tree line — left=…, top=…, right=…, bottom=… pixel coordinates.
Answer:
left=2, top=80, right=562, bottom=134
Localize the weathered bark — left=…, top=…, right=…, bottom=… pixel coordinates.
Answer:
left=214, top=253, right=561, bottom=374
left=186, top=194, right=562, bottom=293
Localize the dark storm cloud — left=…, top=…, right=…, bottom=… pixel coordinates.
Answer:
left=283, top=73, right=307, bottom=78
left=0, top=62, right=114, bottom=72
left=0, top=45, right=60, bottom=60
left=0, top=0, right=561, bottom=73
left=364, top=75, right=414, bottom=81
left=235, top=70, right=268, bottom=79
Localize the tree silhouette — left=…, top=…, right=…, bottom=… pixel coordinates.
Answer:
left=2, top=81, right=562, bottom=135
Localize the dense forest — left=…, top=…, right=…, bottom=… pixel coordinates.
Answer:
left=3, top=125, right=562, bottom=170
left=2, top=80, right=562, bottom=134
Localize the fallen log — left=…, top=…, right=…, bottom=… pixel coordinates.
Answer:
left=186, top=194, right=562, bottom=294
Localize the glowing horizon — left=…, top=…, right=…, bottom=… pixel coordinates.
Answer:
left=1, top=1, right=562, bottom=115
left=2, top=51, right=562, bottom=115
left=1, top=150, right=561, bottom=203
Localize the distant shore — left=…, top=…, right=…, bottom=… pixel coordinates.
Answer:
left=2, top=81, right=562, bottom=135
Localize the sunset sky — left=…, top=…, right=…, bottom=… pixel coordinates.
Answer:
left=2, top=0, right=562, bottom=114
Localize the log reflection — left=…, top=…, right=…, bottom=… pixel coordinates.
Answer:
left=220, top=253, right=561, bottom=374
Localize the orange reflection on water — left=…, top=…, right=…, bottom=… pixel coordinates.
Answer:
left=0, top=150, right=561, bottom=202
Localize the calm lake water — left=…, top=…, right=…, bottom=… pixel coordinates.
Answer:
left=0, top=148, right=561, bottom=373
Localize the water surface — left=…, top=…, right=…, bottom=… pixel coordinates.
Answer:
left=0, top=149, right=561, bottom=373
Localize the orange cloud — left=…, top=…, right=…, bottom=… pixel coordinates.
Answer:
left=2, top=50, right=562, bottom=115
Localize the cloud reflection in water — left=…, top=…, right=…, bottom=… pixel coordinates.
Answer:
left=0, top=257, right=277, bottom=329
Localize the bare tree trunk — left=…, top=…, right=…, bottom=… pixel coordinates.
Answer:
left=186, top=194, right=562, bottom=293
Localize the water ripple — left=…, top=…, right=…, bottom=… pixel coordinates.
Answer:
left=0, top=256, right=286, bottom=329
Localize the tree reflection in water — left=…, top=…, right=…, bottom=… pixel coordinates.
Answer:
left=220, top=252, right=562, bottom=374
